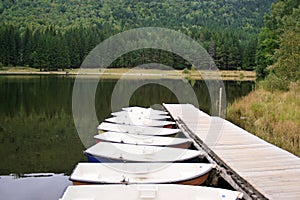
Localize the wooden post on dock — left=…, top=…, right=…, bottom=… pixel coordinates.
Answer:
left=218, top=87, right=222, bottom=117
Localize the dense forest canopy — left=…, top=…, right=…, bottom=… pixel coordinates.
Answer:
left=0, top=0, right=276, bottom=70
left=256, top=0, right=299, bottom=90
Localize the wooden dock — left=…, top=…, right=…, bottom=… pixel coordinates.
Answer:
left=163, top=104, right=300, bottom=200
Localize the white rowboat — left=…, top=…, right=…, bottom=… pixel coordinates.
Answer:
left=111, top=110, right=171, bottom=120
left=84, top=142, right=202, bottom=163
left=60, top=184, right=243, bottom=200
left=97, top=122, right=180, bottom=136
left=105, top=116, right=175, bottom=127
left=94, top=132, right=192, bottom=148
left=70, top=163, right=214, bottom=185
left=122, top=106, right=168, bottom=115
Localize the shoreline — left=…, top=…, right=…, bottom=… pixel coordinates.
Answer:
left=0, top=67, right=256, bottom=81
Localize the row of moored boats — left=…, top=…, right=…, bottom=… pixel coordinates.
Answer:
left=60, top=106, right=243, bottom=200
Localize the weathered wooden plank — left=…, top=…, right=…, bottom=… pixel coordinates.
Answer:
left=241, top=169, right=300, bottom=178
left=213, top=146, right=298, bottom=159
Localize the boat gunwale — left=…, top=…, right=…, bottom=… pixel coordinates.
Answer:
left=69, top=163, right=214, bottom=185
left=93, top=132, right=193, bottom=147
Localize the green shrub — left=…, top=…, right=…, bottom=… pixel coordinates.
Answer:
left=182, top=67, right=190, bottom=74
left=191, top=65, right=196, bottom=71
left=260, top=73, right=289, bottom=92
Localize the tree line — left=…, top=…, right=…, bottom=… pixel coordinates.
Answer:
left=0, top=26, right=103, bottom=70
left=0, top=25, right=259, bottom=71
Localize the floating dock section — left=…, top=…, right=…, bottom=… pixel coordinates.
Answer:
left=163, top=104, right=300, bottom=200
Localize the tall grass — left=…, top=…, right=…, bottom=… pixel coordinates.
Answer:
left=227, top=82, right=300, bottom=156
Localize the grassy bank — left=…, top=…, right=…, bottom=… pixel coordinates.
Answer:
left=0, top=67, right=256, bottom=81
left=227, top=83, right=300, bottom=156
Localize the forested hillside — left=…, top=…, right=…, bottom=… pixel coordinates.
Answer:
left=0, top=0, right=275, bottom=70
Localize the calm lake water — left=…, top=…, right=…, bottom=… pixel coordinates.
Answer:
left=0, top=75, right=254, bottom=199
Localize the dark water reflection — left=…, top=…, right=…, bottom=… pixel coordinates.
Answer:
left=0, top=75, right=254, bottom=175
left=0, top=174, right=70, bottom=200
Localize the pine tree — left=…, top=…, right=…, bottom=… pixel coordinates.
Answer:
left=21, top=28, right=35, bottom=66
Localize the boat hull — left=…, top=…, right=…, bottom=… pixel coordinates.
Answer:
left=97, top=122, right=180, bottom=136
left=111, top=111, right=171, bottom=120
left=122, top=107, right=168, bottom=115
left=70, top=163, right=213, bottom=186
left=84, top=142, right=202, bottom=163
left=72, top=172, right=210, bottom=186
left=60, top=184, right=243, bottom=200
left=97, top=130, right=178, bottom=138
left=105, top=116, right=175, bottom=127
left=95, top=139, right=191, bottom=149
left=86, top=153, right=201, bottom=163
left=94, top=132, right=192, bottom=149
